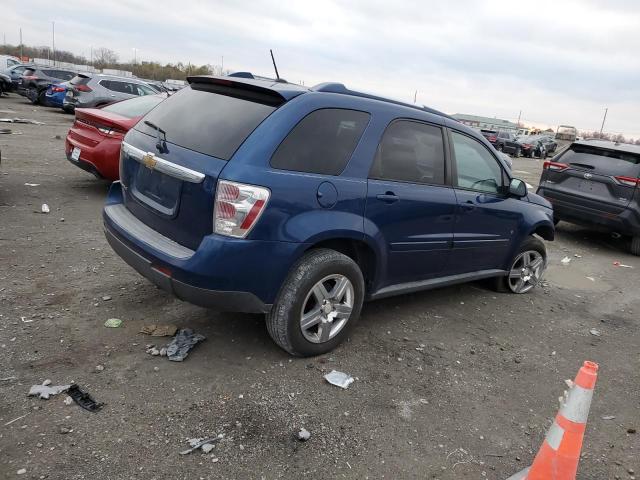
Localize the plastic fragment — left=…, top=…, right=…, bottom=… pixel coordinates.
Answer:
left=613, top=261, right=633, bottom=268
left=561, top=256, right=571, bottom=265
left=41, top=204, right=50, bottom=214
left=28, top=384, right=70, bottom=399
left=324, top=370, right=354, bottom=389
left=180, top=435, right=222, bottom=455
left=589, top=328, right=601, bottom=336
left=104, top=318, right=123, bottom=328
left=297, top=428, right=311, bottom=441
left=67, top=384, right=103, bottom=412
left=165, top=328, right=206, bottom=361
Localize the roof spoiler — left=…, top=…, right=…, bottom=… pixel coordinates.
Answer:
left=186, top=75, right=289, bottom=106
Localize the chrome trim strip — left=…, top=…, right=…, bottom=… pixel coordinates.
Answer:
left=122, top=142, right=205, bottom=184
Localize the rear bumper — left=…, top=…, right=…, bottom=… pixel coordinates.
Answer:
left=65, top=133, right=120, bottom=180
left=537, top=186, right=640, bottom=235
left=103, top=182, right=303, bottom=313
left=104, top=225, right=271, bottom=313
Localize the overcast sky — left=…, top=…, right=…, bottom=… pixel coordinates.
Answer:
left=5, top=0, right=640, bottom=137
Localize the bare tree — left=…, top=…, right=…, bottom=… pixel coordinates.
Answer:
left=93, top=47, right=118, bottom=68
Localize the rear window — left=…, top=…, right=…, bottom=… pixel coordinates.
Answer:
left=135, top=85, right=278, bottom=160
left=23, top=68, right=36, bottom=76
left=43, top=70, right=74, bottom=80
left=70, top=75, right=91, bottom=86
left=101, top=94, right=166, bottom=118
left=270, top=109, right=370, bottom=175
left=561, top=143, right=640, bottom=176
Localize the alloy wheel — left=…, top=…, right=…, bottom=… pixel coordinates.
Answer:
left=508, top=250, right=545, bottom=293
left=300, top=274, right=354, bottom=343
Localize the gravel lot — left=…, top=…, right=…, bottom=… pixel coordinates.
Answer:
left=0, top=94, right=638, bottom=479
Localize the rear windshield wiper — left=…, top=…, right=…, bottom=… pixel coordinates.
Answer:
left=144, top=120, right=168, bottom=154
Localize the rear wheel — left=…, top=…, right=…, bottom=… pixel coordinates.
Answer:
left=266, top=248, right=365, bottom=356
left=28, top=87, right=39, bottom=104
left=514, top=147, right=521, bottom=158
left=38, top=90, right=47, bottom=106
left=497, top=144, right=504, bottom=152
left=631, top=236, right=640, bottom=256
left=494, top=236, right=546, bottom=293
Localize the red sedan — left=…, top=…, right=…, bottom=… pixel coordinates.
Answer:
left=65, top=94, right=166, bottom=181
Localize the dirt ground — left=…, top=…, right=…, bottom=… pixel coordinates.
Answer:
left=0, top=94, right=638, bottom=480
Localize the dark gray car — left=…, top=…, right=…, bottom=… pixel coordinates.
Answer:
left=537, top=140, right=640, bottom=254
left=18, top=66, right=76, bottom=104
left=63, top=73, right=157, bottom=112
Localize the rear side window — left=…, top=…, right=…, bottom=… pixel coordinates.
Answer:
left=369, top=120, right=445, bottom=185
left=23, top=68, right=36, bottom=76
left=271, top=109, right=369, bottom=175
left=102, top=94, right=165, bottom=118
left=136, top=85, right=277, bottom=160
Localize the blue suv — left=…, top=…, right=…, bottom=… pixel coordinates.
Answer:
left=103, top=74, right=555, bottom=356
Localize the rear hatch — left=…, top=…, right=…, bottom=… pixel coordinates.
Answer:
left=541, top=143, right=640, bottom=213
left=119, top=78, right=291, bottom=250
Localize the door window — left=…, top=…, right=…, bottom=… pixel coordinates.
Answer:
left=369, top=120, right=445, bottom=185
left=451, top=131, right=504, bottom=194
left=134, top=83, right=156, bottom=96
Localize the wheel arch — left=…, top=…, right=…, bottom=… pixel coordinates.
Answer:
left=530, top=221, right=555, bottom=241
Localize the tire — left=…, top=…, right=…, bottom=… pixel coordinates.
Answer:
left=28, top=87, right=39, bottom=104
left=497, top=144, right=504, bottom=152
left=266, top=248, right=365, bottom=357
left=553, top=217, right=560, bottom=226
left=494, top=236, right=546, bottom=294
left=631, top=236, right=640, bottom=256
left=38, top=90, right=47, bottom=106
left=514, top=147, right=521, bottom=158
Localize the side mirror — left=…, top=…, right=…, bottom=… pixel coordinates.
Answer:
left=509, top=178, right=527, bottom=197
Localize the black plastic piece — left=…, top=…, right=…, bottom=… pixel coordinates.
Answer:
left=67, top=384, right=103, bottom=412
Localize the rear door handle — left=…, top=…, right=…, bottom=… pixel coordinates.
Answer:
left=376, top=192, right=399, bottom=203
left=461, top=200, right=475, bottom=211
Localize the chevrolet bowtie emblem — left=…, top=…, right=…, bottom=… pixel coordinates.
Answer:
left=142, top=153, right=157, bottom=170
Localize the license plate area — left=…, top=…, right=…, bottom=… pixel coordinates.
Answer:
left=71, top=147, right=81, bottom=162
left=131, top=165, right=182, bottom=217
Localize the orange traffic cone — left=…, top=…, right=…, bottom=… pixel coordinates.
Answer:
left=507, top=361, right=599, bottom=480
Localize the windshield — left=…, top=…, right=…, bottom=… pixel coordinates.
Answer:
left=102, top=94, right=166, bottom=118
left=135, top=85, right=278, bottom=160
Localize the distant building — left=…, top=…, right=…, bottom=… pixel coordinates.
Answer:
left=452, top=113, right=518, bottom=133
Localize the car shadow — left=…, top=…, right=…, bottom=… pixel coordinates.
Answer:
left=554, top=221, right=630, bottom=256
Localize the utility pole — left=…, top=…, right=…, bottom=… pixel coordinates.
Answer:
left=90, top=46, right=93, bottom=67
left=517, top=110, right=522, bottom=127
left=599, top=108, right=608, bottom=137
left=413, top=90, right=417, bottom=104
left=221, top=55, right=224, bottom=74
left=19, top=27, right=23, bottom=59
left=52, top=21, right=55, bottom=66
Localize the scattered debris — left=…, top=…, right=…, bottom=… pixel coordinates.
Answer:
left=20, top=316, right=34, bottom=323
left=179, top=435, right=223, bottom=455
left=24, top=183, right=40, bottom=187
left=58, top=426, right=72, bottom=434
left=28, top=383, right=70, bottom=400
left=0, top=117, right=45, bottom=125
left=4, top=413, right=29, bottom=426
left=589, top=328, right=601, bottom=336
left=561, top=256, right=571, bottom=265
left=201, top=443, right=216, bottom=454
left=41, top=203, right=50, bottom=214
left=140, top=324, right=178, bottom=337
left=17, top=468, right=26, bottom=475
left=94, top=365, right=105, bottom=372
left=0, top=128, right=11, bottom=134
left=146, top=346, right=160, bottom=356
left=628, top=428, right=637, bottom=434
left=613, top=261, right=633, bottom=268
left=602, top=415, right=616, bottom=420
left=586, top=276, right=595, bottom=282
left=574, top=254, right=582, bottom=258
left=104, top=318, right=123, bottom=328
left=0, top=376, right=18, bottom=382
left=166, top=328, right=206, bottom=362
left=63, top=396, right=73, bottom=406
left=67, top=384, right=103, bottom=412
left=297, top=427, right=311, bottom=441
left=42, top=379, right=52, bottom=386
left=102, top=295, right=112, bottom=301
left=324, top=370, right=354, bottom=389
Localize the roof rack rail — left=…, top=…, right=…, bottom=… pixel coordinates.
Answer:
left=311, top=82, right=453, bottom=120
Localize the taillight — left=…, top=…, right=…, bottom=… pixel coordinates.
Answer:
left=76, top=84, right=92, bottom=92
left=214, top=180, right=270, bottom=238
left=522, top=143, right=532, bottom=148
left=543, top=161, right=569, bottom=172
left=614, top=176, right=640, bottom=187
left=52, top=86, right=65, bottom=92
left=489, top=136, right=497, bottom=142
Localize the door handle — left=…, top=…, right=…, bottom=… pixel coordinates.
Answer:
left=461, top=200, right=475, bottom=211
left=376, top=192, right=399, bottom=203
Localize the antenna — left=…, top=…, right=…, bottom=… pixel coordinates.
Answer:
left=270, top=49, right=280, bottom=80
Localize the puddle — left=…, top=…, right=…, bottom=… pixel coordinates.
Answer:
left=545, top=265, right=611, bottom=291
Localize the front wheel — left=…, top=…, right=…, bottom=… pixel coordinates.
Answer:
left=266, top=249, right=365, bottom=356
left=495, top=237, right=546, bottom=294
left=631, top=236, right=640, bottom=256
left=514, top=147, right=521, bottom=158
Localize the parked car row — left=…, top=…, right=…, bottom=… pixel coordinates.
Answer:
left=479, top=128, right=558, bottom=159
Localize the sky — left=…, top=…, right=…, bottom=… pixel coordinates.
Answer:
left=4, top=0, right=640, bottom=137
